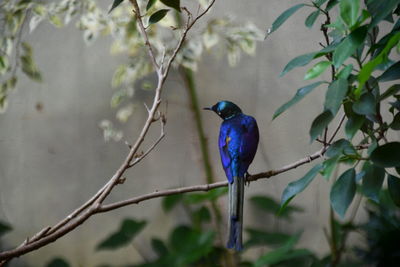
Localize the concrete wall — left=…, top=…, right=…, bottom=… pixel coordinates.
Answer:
left=0, top=0, right=390, bottom=265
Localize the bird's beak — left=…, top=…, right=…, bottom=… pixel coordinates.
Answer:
left=203, top=107, right=212, bottom=111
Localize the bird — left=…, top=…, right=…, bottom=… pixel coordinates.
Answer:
left=204, top=100, right=259, bottom=251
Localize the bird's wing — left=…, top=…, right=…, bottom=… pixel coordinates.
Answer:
left=219, top=124, right=234, bottom=183
left=238, top=116, right=259, bottom=172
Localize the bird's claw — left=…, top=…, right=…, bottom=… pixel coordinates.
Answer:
left=245, top=172, right=251, bottom=187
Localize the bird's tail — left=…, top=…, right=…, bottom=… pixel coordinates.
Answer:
left=227, top=176, right=244, bottom=251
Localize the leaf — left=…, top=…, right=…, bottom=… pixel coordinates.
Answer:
left=352, top=93, right=376, bottom=115
left=357, top=32, right=400, bottom=97
left=49, top=15, right=63, bottom=28
left=147, top=0, right=157, bottom=11
left=309, top=110, right=334, bottom=141
left=280, top=164, right=323, bottom=209
left=250, top=195, right=302, bottom=219
left=326, top=139, right=357, bottom=158
left=305, top=10, right=320, bottom=28
left=160, top=0, right=180, bottom=12
left=109, top=0, right=124, bottom=13
left=367, top=0, right=400, bottom=28
left=378, top=61, right=400, bottom=82
left=304, top=61, right=331, bottom=80
left=379, top=84, right=400, bottom=100
left=184, top=187, right=227, bottom=204
left=388, top=174, right=400, bottom=207
left=321, top=156, right=339, bottom=180
left=149, top=9, right=169, bottom=25
left=0, top=221, right=12, bottom=237
left=330, top=168, right=356, bottom=218
left=370, top=142, right=400, bottom=167
left=324, top=78, right=348, bottom=115
left=391, top=112, right=400, bottom=130
left=245, top=228, right=291, bottom=248
left=268, top=4, right=306, bottom=34
left=151, top=238, right=168, bottom=257
left=336, top=64, right=353, bottom=80
left=273, top=81, right=324, bottom=120
left=162, top=194, right=183, bottom=212
left=280, top=52, right=317, bottom=77
left=345, top=113, right=365, bottom=139
left=97, top=219, right=146, bottom=250
left=332, top=25, right=368, bottom=68
left=339, top=0, right=359, bottom=27
left=361, top=162, right=385, bottom=202
left=46, top=258, right=70, bottom=267
left=0, top=55, right=9, bottom=75
left=192, top=206, right=211, bottom=224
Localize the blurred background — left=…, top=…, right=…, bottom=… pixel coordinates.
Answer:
left=0, top=0, right=398, bottom=266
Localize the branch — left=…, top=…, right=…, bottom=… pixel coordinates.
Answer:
left=0, top=0, right=217, bottom=263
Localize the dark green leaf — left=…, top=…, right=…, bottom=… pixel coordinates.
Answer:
left=314, top=0, right=329, bottom=7
left=160, top=0, right=180, bottom=12
left=269, top=4, right=306, bottom=34
left=339, top=0, right=359, bottom=27
left=151, top=238, right=168, bottom=257
left=304, top=61, right=331, bottom=80
left=367, top=0, right=400, bottom=28
left=388, top=174, right=400, bottom=207
left=245, top=228, right=291, bottom=248
left=280, top=52, right=317, bottom=77
left=149, top=9, right=169, bottom=25
left=250, top=195, right=302, bottom=219
left=380, top=84, right=400, bottom=100
left=332, top=25, right=368, bottom=68
left=337, top=64, right=353, bottom=80
left=97, top=219, right=147, bottom=250
left=361, top=162, right=385, bottom=202
left=326, top=139, right=357, bottom=158
left=0, top=221, right=12, bottom=237
left=162, top=194, right=183, bottom=212
left=345, top=113, right=365, bottom=139
left=324, top=78, right=348, bottom=115
left=184, top=187, right=227, bottom=204
left=321, top=156, right=339, bottom=180
left=357, top=32, right=400, bottom=97
left=147, top=0, right=157, bottom=11
left=391, top=112, right=400, bottom=130
left=309, top=110, right=334, bottom=141
left=281, top=164, right=323, bottom=208
left=378, top=61, right=400, bottom=82
left=352, top=93, right=376, bottom=115
left=192, top=206, right=211, bottom=224
left=330, top=168, right=356, bottom=218
left=273, top=81, right=324, bottom=120
left=305, top=10, right=320, bottom=28
left=46, top=258, right=70, bottom=267
left=109, top=0, right=124, bottom=13
left=370, top=142, right=400, bottom=167
left=327, top=0, right=339, bottom=11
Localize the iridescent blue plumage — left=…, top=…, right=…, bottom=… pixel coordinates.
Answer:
left=205, top=101, right=259, bottom=251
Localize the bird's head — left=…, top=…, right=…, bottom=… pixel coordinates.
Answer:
left=204, top=101, right=242, bottom=120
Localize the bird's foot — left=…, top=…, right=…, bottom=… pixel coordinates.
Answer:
left=245, top=172, right=251, bottom=187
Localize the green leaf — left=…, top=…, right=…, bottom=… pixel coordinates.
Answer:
left=367, top=0, right=400, bottom=28
left=149, top=9, right=169, bottom=25
left=250, top=195, right=302, bottom=219
left=97, top=219, right=147, bottom=250
left=361, top=162, right=385, bottom=202
left=378, top=61, right=400, bottom=82
left=304, top=61, right=331, bottom=80
left=0, top=221, right=12, bottom=237
left=326, top=139, right=355, bottom=158
left=330, top=168, right=356, bottom=218
left=357, top=32, right=400, bottom=97
left=324, top=78, right=348, bottom=115
left=309, top=110, right=334, bottom=141
left=305, top=10, right=320, bottom=28
left=332, top=25, right=368, bottom=68
left=379, top=84, right=400, bottom=100
left=345, top=113, right=365, bottom=139
left=162, top=194, right=183, bottom=212
left=280, top=52, right=317, bottom=77
left=109, top=0, right=124, bottom=13
left=370, top=142, right=400, bottom=167
left=280, top=164, right=323, bottom=209
left=151, top=238, right=168, bottom=257
left=388, top=174, right=400, bottom=207
left=245, top=228, right=291, bottom=248
left=273, top=81, right=324, bottom=120
left=268, top=4, right=306, bottom=34
left=352, top=93, right=376, bottom=115
left=192, top=206, right=211, bottom=224
left=337, top=64, right=353, bottom=80
left=339, top=0, right=359, bottom=27
left=160, top=0, right=180, bottom=12
left=184, top=187, right=227, bottom=204
left=46, top=258, right=70, bottom=267
left=391, top=112, right=400, bottom=130
left=49, top=15, right=63, bottom=28
left=147, top=0, right=157, bottom=11
left=321, top=156, right=339, bottom=180
left=0, top=55, right=9, bottom=75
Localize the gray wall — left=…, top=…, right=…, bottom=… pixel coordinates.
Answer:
left=0, top=0, right=388, bottom=265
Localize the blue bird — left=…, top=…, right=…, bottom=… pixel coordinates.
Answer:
left=204, top=101, right=259, bottom=251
